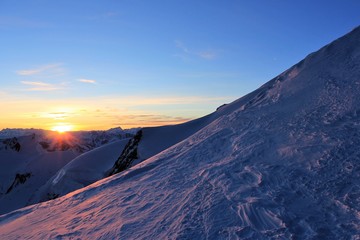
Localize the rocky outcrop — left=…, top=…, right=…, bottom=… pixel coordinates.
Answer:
left=2, top=137, right=21, bottom=152
left=108, top=130, right=142, bottom=176
left=46, top=192, right=59, bottom=200
left=6, top=173, right=32, bottom=194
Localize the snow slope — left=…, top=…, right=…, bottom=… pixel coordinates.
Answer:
left=29, top=138, right=130, bottom=204
left=135, top=91, right=246, bottom=162
left=1, top=26, right=360, bottom=239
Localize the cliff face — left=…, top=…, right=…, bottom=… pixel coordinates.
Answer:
left=108, top=130, right=143, bottom=176
left=6, top=173, right=31, bottom=194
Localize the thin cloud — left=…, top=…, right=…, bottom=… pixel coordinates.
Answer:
left=21, top=81, right=62, bottom=91
left=177, top=71, right=238, bottom=79
left=99, top=96, right=234, bottom=106
left=114, top=114, right=193, bottom=127
left=17, top=68, right=43, bottom=76
left=42, top=112, right=70, bottom=120
left=175, top=40, right=218, bottom=60
left=78, top=79, right=96, bottom=84
left=21, top=81, right=50, bottom=86
left=105, top=12, right=118, bottom=17
left=197, top=51, right=217, bottom=60
left=84, top=11, right=119, bottom=21
left=16, top=63, right=65, bottom=77
left=175, top=40, right=190, bottom=54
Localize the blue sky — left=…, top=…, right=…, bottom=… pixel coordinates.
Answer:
left=1, top=1, right=360, bottom=130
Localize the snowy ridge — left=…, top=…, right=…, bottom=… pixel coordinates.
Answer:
left=0, top=127, right=130, bottom=153
left=0, top=128, right=43, bottom=139
left=1, top=26, right=360, bottom=239
left=28, top=139, right=130, bottom=204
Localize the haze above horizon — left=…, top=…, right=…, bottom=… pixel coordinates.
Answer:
left=1, top=1, right=359, bottom=130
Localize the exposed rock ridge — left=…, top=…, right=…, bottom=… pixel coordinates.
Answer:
left=108, top=130, right=143, bottom=176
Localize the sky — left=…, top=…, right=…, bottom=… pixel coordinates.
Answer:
left=1, top=1, right=360, bottom=131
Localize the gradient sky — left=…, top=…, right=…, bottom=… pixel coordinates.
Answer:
left=1, top=1, right=360, bottom=131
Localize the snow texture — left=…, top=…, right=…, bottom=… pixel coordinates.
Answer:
left=1, top=26, right=360, bottom=239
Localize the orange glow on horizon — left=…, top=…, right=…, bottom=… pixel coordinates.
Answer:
left=51, top=124, right=73, bottom=133
left=0, top=95, right=232, bottom=131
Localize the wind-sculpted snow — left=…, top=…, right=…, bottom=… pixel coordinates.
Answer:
left=1, top=26, right=360, bottom=239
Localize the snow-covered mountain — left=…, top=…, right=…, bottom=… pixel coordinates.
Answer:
left=29, top=138, right=130, bottom=204
left=1, top=26, right=360, bottom=239
left=0, top=128, right=132, bottom=215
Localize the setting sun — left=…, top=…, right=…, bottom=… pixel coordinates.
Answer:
left=52, top=124, right=73, bottom=133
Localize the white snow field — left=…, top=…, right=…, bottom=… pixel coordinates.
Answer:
left=1, top=26, right=360, bottom=239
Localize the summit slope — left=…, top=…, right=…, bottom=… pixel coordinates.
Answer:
left=1, top=26, right=360, bottom=239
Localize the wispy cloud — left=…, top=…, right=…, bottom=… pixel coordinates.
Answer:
left=198, top=51, right=217, bottom=60
left=175, top=40, right=219, bottom=60
left=43, top=112, right=70, bottom=120
left=175, top=40, right=190, bottom=54
left=16, top=63, right=65, bottom=77
left=97, top=96, right=234, bottom=106
left=177, top=71, right=238, bottom=79
left=113, top=114, right=193, bottom=127
left=21, top=81, right=63, bottom=91
left=105, top=12, right=118, bottom=17
left=84, top=11, right=119, bottom=22
left=78, top=79, right=96, bottom=84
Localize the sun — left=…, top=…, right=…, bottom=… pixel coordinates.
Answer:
left=52, top=124, right=73, bottom=133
